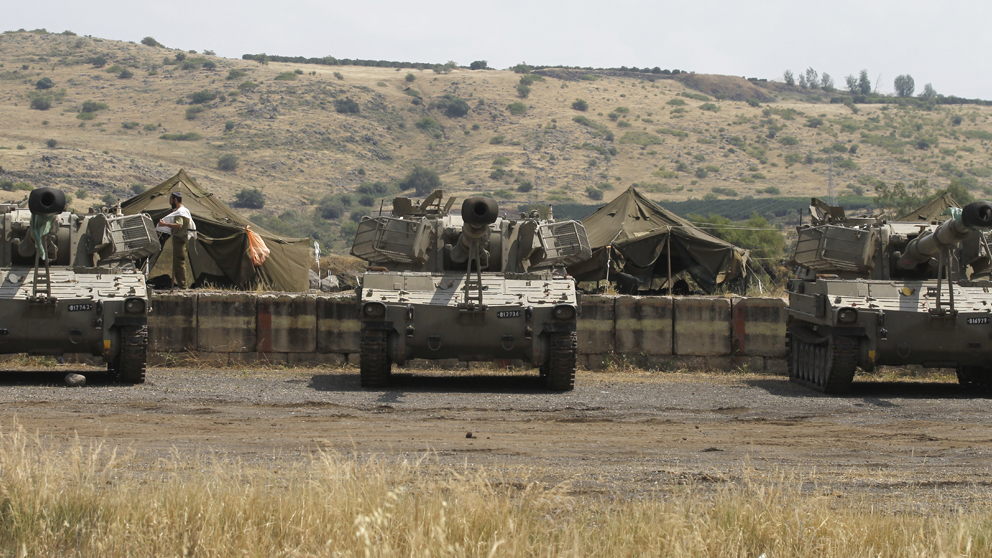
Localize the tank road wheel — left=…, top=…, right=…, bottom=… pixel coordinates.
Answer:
left=788, top=333, right=857, bottom=394
left=360, top=327, right=392, bottom=389
left=108, top=325, right=147, bottom=384
left=545, top=332, right=577, bottom=392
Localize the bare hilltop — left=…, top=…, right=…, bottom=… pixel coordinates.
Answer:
left=1, top=30, right=991, bottom=250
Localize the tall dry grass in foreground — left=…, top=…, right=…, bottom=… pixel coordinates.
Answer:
left=1, top=425, right=991, bottom=557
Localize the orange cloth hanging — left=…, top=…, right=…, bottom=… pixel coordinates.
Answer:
left=246, top=225, right=270, bottom=266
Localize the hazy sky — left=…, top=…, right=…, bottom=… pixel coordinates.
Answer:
left=8, top=0, right=992, bottom=100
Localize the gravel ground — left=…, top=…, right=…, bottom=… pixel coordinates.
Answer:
left=3, top=365, right=992, bottom=507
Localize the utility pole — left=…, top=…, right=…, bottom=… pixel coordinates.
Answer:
left=828, top=154, right=836, bottom=206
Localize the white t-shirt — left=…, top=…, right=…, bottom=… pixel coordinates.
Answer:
left=156, top=206, right=197, bottom=239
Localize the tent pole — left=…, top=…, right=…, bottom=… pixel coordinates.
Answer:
left=667, top=226, right=672, bottom=296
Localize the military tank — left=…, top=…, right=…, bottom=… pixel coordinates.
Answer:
left=0, top=187, right=159, bottom=382
left=351, top=190, right=591, bottom=390
left=786, top=197, right=992, bottom=393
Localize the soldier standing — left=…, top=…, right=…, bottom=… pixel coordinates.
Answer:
left=155, top=192, right=196, bottom=288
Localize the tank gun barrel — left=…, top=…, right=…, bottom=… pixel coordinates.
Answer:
left=897, top=201, right=992, bottom=269
left=450, top=197, right=498, bottom=264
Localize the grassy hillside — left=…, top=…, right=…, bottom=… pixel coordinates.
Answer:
left=1, top=30, right=991, bottom=251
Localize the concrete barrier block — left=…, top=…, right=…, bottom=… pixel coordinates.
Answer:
left=258, top=295, right=317, bottom=353
left=148, top=351, right=199, bottom=367
left=705, top=356, right=738, bottom=372
left=197, top=293, right=257, bottom=353
left=730, top=356, right=766, bottom=374
left=674, top=297, right=731, bottom=356
left=765, top=358, right=789, bottom=376
left=732, top=297, right=787, bottom=357
left=317, top=296, right=360, bottom=354
left=149, top=293, right=197, bottom=352
left=577, top=296, right=615, bottom=355
left=615, top=296, right=673, bottom=356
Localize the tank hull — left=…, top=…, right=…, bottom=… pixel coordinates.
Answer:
left=787, top=278, right=992, bottom=391
left=360, top=271, right=576, bottom=365
left=0, top=266, right=148, bottom=359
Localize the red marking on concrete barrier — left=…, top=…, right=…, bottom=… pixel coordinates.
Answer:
left=732, top=301, right=746, bottom=356
left=258, top=309, right=272, bottom=353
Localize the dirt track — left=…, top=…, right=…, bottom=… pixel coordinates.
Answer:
left=3, top=366, right=992, bottom=505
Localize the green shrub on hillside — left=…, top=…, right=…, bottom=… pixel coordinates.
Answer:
left=238, top=81, right=257, bottom=91
left=141, top=37, right=161, bottom=47
left=217, top=154, right=239, bottom=171
left=571, top=99, right=588, bottom=111
left=572, top=116, right=613, bottom=141
left=185, top=105, right=205, bottom=120
left=30, top=97, right=51, bottom=110
left=619, top=131, right=661, bottom=146
left=507, top=102, right=527, bottom=116
left=431, top=94, right=470, bottom=117
left=778, top=136, right=799, bottom=146
left=400, top=166, right=442, bottom=196
left=274, top=72, right=296, bottom=80
left=585, top=187, right=603, bottom=200
left=121, top=121, right=139, bottom=129
left=657, top=128, right=688, bottom=139
left=227, top=69, right=247, bottom=80
left=35, top=77, right=53, bottom=90
left=159, top=132, right=202, bottom=141
left=415, top=117, right=442, bottom=137
left=81, top=100, right=108, bottom=113
left=699, top=103, right=719, bottom=112
left=516, top=84, right=530, bottom=98
left=233, top=187, right=264, bottom=208
left=334, top=98, right=360, bottom=114
left=489, top=135, right=505, bottom=145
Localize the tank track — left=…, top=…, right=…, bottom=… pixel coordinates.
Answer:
left=360, top=327, right=391, bottom=389
left=109, top=325, right=147, bottom=384
left=787, top=333, right=857, bottom=394
left=544, top=332, right=577, bottom=391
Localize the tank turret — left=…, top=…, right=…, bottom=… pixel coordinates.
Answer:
left=895, top=201, right=992, bottom=270
left=787, top=197, right=992, bottom=394
left=350, top=190, right=591, bottom=391
left=0, top=188, right=160, bottom=383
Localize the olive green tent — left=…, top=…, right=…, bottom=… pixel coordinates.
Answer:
left=121, top=169, right=311, bottom=292
left=567, top=186, right=748, bottom=292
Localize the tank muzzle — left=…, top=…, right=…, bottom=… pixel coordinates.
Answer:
left=962, top=201, right=992, bottom=228
left=28, top=187, right=67, bottom=215
left=461, top=197, right=498, bottom=226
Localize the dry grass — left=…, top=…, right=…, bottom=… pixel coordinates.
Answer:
left=2, top=423, right=991, bottom=557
